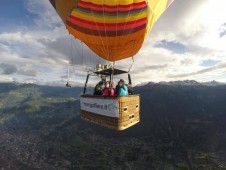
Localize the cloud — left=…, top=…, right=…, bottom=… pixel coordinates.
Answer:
left=24, top=0, right=61, bottom=29
left=0, top=75, right=14, bottom=82
left=219, top=23, right=226, bottom=37
left=180, top=58, right=195, bottom=66
left=132, top=64, right=169, bottom=77
left=144, top=64, right=168, bottom=70
left=1, top=0, right=226, bottom=86
left=154, top=40, right=187, bottom=54
left=168, top=63, right=226, bottom=78
left=126, top=0, right=226, bottom=84
left=0, top=1, right=105, bottom=85
left=0, top=63, right=17, bottom=75
left=18, top=68, right=42, bottom=77
left=201, top=59, right=220, bottom=67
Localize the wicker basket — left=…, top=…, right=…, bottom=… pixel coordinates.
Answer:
left=80, top=95, right=140, bottom=130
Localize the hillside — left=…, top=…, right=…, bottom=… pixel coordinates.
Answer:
left=0, top=82, right=226, bottom=169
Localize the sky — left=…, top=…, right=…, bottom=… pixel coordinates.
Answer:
left=0, top=0, right=226, bottom=86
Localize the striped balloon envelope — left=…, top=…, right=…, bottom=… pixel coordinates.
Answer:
left=49, top=0, right=174, bottom=62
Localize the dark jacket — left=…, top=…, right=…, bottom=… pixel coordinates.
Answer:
left=115, top=85, right=120, bottom=96
left=126, top=84, right=133, bottom=95
left=93, top=84, right=103, bottom=95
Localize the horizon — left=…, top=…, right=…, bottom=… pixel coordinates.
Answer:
left=1, top=79, right=225, bottom=88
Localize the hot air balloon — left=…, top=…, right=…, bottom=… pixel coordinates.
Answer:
left=49, top=0, right=174, bottom=130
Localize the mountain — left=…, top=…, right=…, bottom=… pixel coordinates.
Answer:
left=1, top=82, right=226, bottom=169
left=202, top=80, right=226, bottom=86
left=143, top=80, right=226, bottom=86
left=159, top=80, right=201, bottom=86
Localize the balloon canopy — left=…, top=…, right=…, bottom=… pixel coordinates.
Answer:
left=50, top=0, right=174, bottom=62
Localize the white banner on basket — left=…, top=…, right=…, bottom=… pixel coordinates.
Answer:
left=80, top=97, right=119, bottom=118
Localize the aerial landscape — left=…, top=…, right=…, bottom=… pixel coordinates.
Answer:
left=1, top=81, right=226, bottom=169
left=1, top=0, right=226, bottom=169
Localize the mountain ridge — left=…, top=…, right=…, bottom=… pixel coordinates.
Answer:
left=2, top=79, right=226, bottom=88
left=141, top=80, right=226, bottom=86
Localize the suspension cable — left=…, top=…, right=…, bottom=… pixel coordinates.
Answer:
left=102, top=0, right=110, bottom=60
left=128, top=57, right=134, bottom=73
left=89, top=3, right=109, bottom=60
left=124, top=1, right=148, bottom=44
left=112, top=61, right=115, bottom=83
left=114, top=2, right=119, bottom=60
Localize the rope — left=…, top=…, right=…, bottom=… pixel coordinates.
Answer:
left=124, top=2, right=148, bottom=43
left=82, top=42, right=84, bottom=66
left=121, top=2, right=134, bottom=37
left=121, top=1, right=148, bottom=62
left=114, top=2, right=119, bottom=60
left=67, top=65, right=70, bottom=83
left=67, top=35, right=74, bottom=84
left=89, top=3, right=109, bottom=61
left=128, top=57, right=135, bottom=73
left=102, top=0, right=110, bottom=61
left=112, top=62, right=115, bottom=83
